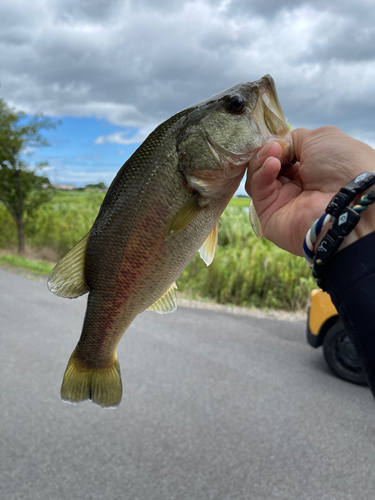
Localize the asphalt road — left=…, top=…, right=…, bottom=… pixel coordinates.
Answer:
left=1, top=268, right=375, bottom=500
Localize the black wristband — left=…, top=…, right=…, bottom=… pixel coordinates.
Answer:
left=312, top=172, right=375, bottom=290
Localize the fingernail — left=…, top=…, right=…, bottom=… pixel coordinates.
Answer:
left=257, top=142, right=273, bottom=159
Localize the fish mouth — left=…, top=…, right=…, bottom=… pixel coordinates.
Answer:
left=184, top=75, right=294, bottom=198
left=253, top=75, right=294, bottom=164
left=205, top=75, right=294, bottom=170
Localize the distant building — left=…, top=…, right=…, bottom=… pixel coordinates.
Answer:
left=51, top=183, right=76, bottom=190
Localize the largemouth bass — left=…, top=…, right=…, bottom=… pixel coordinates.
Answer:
left=48, top=74, right=293, bottom=408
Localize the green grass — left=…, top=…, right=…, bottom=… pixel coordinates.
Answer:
left=0, top=190, right=106, bottom=257
left=0, top=192, right=249, bottom=256
left=0, top=191, right=315, bottom=310
left=177, top=206, right=315, bottom=310
left=0, top=254, right=54, bottom=276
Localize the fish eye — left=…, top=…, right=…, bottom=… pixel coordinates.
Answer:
left=226, top=95, right=246, bottom=113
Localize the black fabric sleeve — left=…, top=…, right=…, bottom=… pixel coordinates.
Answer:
left=325, top=231, right=375, bottom=397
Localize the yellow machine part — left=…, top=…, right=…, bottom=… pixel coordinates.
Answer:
left=308, top=289, right=338, bottom=336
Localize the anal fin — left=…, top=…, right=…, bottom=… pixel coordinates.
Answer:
left=48, top=231, right=90, bottom=298
left=147, top=283, right=178, bottom=314
left=198, top=222, right=218, bottom=266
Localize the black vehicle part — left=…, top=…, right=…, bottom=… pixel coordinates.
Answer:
left=323, top=322, right=367, bottom=386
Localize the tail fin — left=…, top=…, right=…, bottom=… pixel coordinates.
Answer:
left=61, top=350, right=123, bottom=408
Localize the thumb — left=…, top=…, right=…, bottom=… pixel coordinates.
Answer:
left=245, top=141, right=282, bottom=198
left=246, top=156, right=282, bottom=216
left=290, top=127, right=311, bottom=162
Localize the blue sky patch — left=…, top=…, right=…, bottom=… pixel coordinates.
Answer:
left=29, top=116, right=141, bottom=187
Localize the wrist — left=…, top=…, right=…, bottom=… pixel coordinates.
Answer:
left=341, top=203, right=375, bottom=249
left=313, top=195, right=375, bottom=253
left=303, top=171, right=375, bottom=274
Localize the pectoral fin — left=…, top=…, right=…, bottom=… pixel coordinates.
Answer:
left=47, top=231, right=90, bottom=298
left=198, top=222, right=218, bottom=266
left=165, top=193, right=204, bottom=239
left=147, top=283, right=178, bottom=314
left=249, top=200, right=263, bottom=240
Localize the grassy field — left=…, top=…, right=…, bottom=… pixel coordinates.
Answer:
left=0, top=192, right=314, bottom=309
left=0, top=192, right=249, bottom=258
left=228, top=197, right=250, bottom=207
left=0, top=190, right=106, bottom=258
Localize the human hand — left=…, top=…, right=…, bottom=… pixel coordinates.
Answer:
left=245, top=126, right=375, bottom=256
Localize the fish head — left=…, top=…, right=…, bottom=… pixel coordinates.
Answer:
left=177, top=74, right=294, bottom=197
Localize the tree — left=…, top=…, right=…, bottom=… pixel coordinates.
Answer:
left=84, top=181, right=108, bottom=191
left=0, top=99, right=60, bottom=253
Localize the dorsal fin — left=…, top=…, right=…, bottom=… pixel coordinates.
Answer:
left=198, top=222, right=218, bottom=266
left=47, top=231, right=90, bottom=298
left=147, top=283, right=177, bottom=314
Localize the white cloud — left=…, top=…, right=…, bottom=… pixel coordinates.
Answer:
left=95, top=125, right=155, bottom=145
left=1, top=0, right=374, bottom=143
left=50, top=166, right=118, bottom=187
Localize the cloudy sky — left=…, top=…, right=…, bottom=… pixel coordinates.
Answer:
left=1, top=0, right=375, bottom=190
